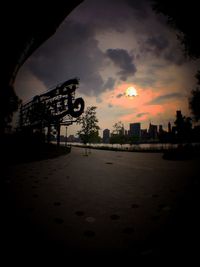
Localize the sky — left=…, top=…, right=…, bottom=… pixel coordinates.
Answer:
left=14, top=0, right=200, bottom=137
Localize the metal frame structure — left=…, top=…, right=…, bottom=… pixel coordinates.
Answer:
left=19, top=78, right=85, bottom=145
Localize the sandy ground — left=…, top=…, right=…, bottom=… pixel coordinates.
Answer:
left=2, top=147, right=200, bottom=263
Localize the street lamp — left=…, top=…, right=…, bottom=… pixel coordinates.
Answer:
left=65, top=126, right=68, bottom=147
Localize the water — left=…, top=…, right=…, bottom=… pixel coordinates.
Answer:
left=64, top=142, right=180, bottom=151
left=55, top=141, right=199, bottom=151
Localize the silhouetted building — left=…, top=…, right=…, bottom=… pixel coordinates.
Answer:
left=129, top=123, right=141, bottom=139
left=141, top=129, right=148, bottom=140
left=148, top=123, right=158, bottom=139
left=172, top=126, right=176, bottom=135
left=168, top=122, right=172, bottom=133
left=103, top=129, right=110, bottom=143
left=158, top=125, right=169, bottom=142
left=159, top=125, right=163, bottom=134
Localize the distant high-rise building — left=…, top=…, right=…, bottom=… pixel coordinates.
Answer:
left=141, top=129, right=148, bottom=140
left=176, top=110, right=182, bottom=118
left=129, top=123, right=141, bottom=138
left=148, top=123, right=158, bottom=139
left=168, top=122, right=172, bottom=133
left=172, top=126, right=176, bottom=135
left=103, top=129, right=110, bottom=143
left=159, top=125, right=163, bottom=134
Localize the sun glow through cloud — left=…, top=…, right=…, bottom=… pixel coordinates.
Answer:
left=125, top=86, right=138, bottom=97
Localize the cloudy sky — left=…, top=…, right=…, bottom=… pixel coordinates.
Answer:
left=15, top=0, right=200, bottom=136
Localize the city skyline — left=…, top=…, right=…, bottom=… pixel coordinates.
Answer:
left=67, top=115, right=174, bottom=139
left=74, top=106, right=185, bottom=138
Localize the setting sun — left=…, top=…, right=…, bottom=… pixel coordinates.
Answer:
left=125, top=86, right=138, bottom=97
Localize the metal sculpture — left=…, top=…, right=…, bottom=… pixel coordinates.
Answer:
left=19, top=78, right=85, bottom=145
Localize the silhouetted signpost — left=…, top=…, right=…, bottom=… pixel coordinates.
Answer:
left=19, top=78, right=84, bottom=146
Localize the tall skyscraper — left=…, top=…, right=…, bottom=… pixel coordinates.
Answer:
left=148, top=123, right=158, bottom=139
left=168, top=122, right=172, bottom=133
left=129, top=123, right=141, bottom=138
left=141, top=129, right=148, bottom=140
left=159, top=125, right=163, bottom=134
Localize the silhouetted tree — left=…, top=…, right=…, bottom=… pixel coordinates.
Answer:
left=0, top=85, right=21, bottom=135
left=189, top=73, right=200, bottom=122
left=112, top=121, right=124, bottom=135
left=185, top=117, right=192, bottom=133
left=110, top=121, right=125, bottom=146
left=89, top=131, right=101, bottom=143
left=129, top=135, right=140, bottom=145
left=174, top=110, right=192, bottom=142
left=174, top=110, right=185, bottom=136
left=77, top=106, right=100, bottom=154
left=152, top=1, right=200, bottom=126
left=195, top=71, right=200, bottom=85
left=189, top=87, right=200, bottom=122
left=152, top=1, right=200, bottom=59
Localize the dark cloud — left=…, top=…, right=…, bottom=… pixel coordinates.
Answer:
left=106, top=49, right=137, bottom=80
left=116, top=93, right=125, bottom=98
left=71, top=0, right=151, bottom=33
left=17, top=0, right=189, bottom=104
left=164, top=49, right=185, bottom=65
left=147, top=93, right=184, bottom=105
left=139, top=35, right=169, bottom=58
left=146, top=35, right=169, bottom=54
left=103, top=77, right=116, bottom=90
left=24, top=20, right=107, bottom=97
left=126, top=0, right=150, bottom=19
left=139, top=34, right=185, bottom=65
left=136, top=112, right=149, bottom=118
